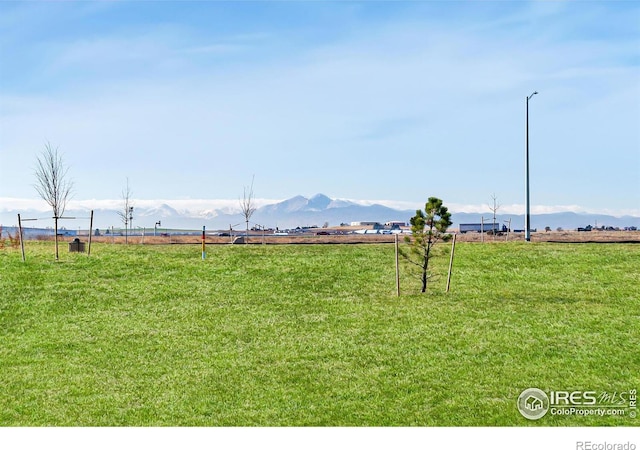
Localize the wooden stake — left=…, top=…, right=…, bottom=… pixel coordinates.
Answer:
left=202, top=226, right=206, bottom=260
left=395, top=233, right=400, bottom=297
left=481, top=217, right=484, bottom=244
left=18, top=214, right=26, bottom=262
left=446, top=233, right=457, bottom=293
left=87, top=210, right=94, bottom=256
left=54, top=216, right=59, bottom=261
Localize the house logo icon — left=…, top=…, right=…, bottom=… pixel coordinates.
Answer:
left=517, top=388, right=549, bottom=420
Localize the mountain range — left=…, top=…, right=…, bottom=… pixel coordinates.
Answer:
left=2, top=193, right=639, bottom=232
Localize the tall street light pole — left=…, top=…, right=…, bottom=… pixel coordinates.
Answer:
left=525, top=91, right=538, bottom=242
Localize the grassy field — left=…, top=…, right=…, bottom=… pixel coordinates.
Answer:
left=0, top=241, right=638, bottom=426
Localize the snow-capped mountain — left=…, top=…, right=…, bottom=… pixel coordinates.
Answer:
left=2, top=194, right=639, bottom=231
left=259, top=194, right=354, bottom=214
left=138, top=204, right=180, bottom=219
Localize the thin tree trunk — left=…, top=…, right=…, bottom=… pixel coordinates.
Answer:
left=421, top=258, right=428, bottom=292
left=54, top=216, right=59, bottom=261
left=422, top=224, right=435, bottom=292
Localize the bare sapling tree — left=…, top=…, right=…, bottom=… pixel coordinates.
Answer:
left=401, top=197, right=452, bottom=293
left=34, top=142, right=74, bottom=260
left=239, top=176, right=256, bottom=243
left=490, top=193, right=501, bottom=236
left=117, top=178, right=133, bottom=244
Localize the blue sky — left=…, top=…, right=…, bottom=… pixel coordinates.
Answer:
left=1, top=1, right=639, bottom=216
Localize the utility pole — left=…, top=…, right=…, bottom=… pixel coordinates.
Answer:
left=525, top=91, right=538, bottom=242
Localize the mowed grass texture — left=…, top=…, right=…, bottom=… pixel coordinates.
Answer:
left=0, top=242, right=638, bottom=426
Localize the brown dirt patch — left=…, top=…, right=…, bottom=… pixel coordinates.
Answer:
left=66, top=230, right=640, bottom=245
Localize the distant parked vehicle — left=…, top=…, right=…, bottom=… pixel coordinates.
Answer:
left=459, top=223, right=502, bottom=234
left=577, top=225, right=593, bottom=232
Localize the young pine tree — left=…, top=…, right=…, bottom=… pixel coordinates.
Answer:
left=403, top=197, right=452, bottom=293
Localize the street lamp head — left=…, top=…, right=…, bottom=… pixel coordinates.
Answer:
left=529, top=91, right=538, bottom=99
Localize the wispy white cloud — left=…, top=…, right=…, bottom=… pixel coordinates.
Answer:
left=183, top=43, right=246, bottom=55
left=0, top=197, right=279, bottom=215
left=182, top=32, right=272, bottom=55
left=346, top=199, right=640, bottom=217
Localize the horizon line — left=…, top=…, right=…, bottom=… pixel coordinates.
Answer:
left=2, top=196, right=639, bottom=218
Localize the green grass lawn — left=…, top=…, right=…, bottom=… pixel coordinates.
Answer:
left=0, top=241, right=638, bottom=426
